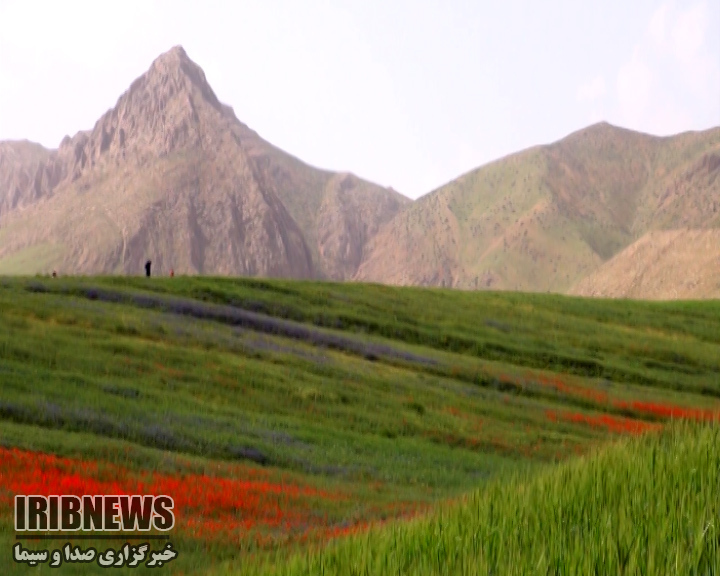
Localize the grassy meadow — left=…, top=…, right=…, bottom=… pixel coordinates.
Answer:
left=0, top=275, right=718, bottom=574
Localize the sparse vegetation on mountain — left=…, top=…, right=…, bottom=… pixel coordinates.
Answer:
left=356, top=123, right=720, bottom=298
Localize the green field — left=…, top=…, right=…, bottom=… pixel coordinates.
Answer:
left=0, top=275, right=718, bottom=574
left=265, top=422, right=720, bottom=575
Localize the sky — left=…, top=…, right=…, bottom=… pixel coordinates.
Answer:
left=0, top=0, right=718, bottom=200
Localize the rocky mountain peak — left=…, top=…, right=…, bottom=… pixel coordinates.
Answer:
left=143, top=45, right=223, bottom=112
left=51, top=45, right=231, bottom=180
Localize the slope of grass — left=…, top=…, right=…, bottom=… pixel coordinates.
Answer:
left=85, top=275, right=720, bottom=396
left=0, top=275, right=719, bottom=573
left=264, top=422, right=719, bottom=576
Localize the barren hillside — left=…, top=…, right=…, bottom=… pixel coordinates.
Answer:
left=570, top=229, right=720, bottom=299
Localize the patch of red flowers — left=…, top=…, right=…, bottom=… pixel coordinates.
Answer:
left=0, top=447, right=351, bottom=544
left=613, top=400, right=720, bottom=422
left=545, top=410, right=662, bottom=435
left=529, top=372, right=720, bottom=425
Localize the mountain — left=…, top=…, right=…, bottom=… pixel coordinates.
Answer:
left=2, top=47, right=718, bottom=299
left=0, top=46, right=410, bottom=277
left=355, top=123, right=720, bottom=297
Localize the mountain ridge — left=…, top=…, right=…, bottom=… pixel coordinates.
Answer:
left=355, top=121, right=720, bottom=296
left=1, top=46, right=718, bottom=299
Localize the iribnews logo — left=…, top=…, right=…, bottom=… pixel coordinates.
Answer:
left=15, top=495, right=175, bottom=532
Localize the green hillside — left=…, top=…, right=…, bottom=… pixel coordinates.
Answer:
left=356, top=123, right=720, bottom=294
left=0, top=276, right=718, bottom=574
left=267, top=422, right=720, bottom=576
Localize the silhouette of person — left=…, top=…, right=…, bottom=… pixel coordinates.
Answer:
left=52, top=271, right=57, bottom=278
left=145, top=260, right=152, bottom=277
left=170, top=269, right=174, bottom=277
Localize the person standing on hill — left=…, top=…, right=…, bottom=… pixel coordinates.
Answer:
left=145, top=260, right=152, bottom=277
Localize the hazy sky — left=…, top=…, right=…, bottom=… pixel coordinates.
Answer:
left=0, top=0, right=718, bottom=199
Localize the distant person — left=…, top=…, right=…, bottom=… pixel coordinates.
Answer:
left=52, top=271, right=57, bottom=278
left=170, top=269, right=174, bottom=277
left=145, top=260, right=151, bottom=277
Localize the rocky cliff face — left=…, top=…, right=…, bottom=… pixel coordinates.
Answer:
left=0, top=141, right=54, bottom=215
